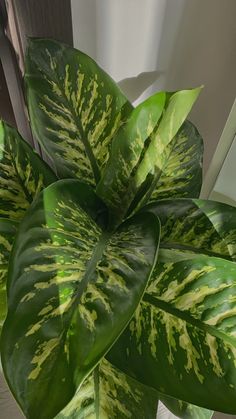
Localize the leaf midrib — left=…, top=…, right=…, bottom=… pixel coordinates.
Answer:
left=142, top=293, right=236, bottom=347
left=20, top=229, right=111, bottom=416
left=56, top=229, right=111, bottom=368
left=8, top=145, right=32, bottom=203
left=160, top=242, right=233, bottom=261
left=133, top=119, right=180, bottom=211
left=34, top=58, right=101, bottom=184
left=75, top=230, right=111, bottom=302
left=151, top=123, right=197, bottom=186
left=58, top=82, right=101, bottom=184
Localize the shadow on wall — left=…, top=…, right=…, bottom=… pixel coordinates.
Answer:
left=156, top=0, right=236, bottom=172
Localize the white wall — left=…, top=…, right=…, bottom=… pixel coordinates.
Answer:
left=71, top=0, right=236, bottom=172
left=72, top=0, right=168, bottom=80
left=157, top=0, right=236, bottom=171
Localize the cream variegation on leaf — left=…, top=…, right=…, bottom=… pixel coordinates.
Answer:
left=55, top=359, right=158, bottom=419
left=1, top=180, right=160, bottom=419
left=0, top=121, right=56, bottom=334
left=3, top=35, right=236, bottom=419
left=149, top=120, right=203, bottom=202
left=0, top=220, right=18, bottom=332
left=160, top=393, right=213, bottom=419
left=108, top=199, right=236, bottom=415
left=25, top=38, right=133, bottom=185
left=97, top=88, right=202, bottom=228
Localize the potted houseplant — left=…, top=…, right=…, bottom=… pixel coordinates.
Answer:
left=1, top=38, right=236, bottom=419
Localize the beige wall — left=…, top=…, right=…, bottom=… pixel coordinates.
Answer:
left=155, top=0, right=236, bottom=172
left=72, top=0, right=236, bottom=173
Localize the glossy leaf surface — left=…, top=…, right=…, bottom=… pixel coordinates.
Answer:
left=97, top=91, right=165, bottom=226
left=25, top=38, right=133, bottom=185
left=0, top=121, right=56, bottom=221
left=149, top=120, right=203, bottom=202
left=55, top=359, right=158, bottom=419
left=0, top=121, right=56, bottom=334
left=108, top=199, right=236, bottom=414
left=1, top=180, right=160, bottom=419
left=0, top=219, right=18, bottom=332
left=150, top=198, right=236, bottom=261
left=97, top=88, right=201, bottom=227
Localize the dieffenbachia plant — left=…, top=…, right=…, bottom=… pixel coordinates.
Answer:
left=0, top=38, right=236, bottom=419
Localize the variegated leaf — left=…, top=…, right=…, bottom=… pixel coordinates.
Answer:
left=149, top=120, right=203, bottom=202
left=25, top=38, right=133, bottom=185
left=149, top=198, right=236, bottom=261
left=96, top=91, right=165, bottom=226
left=108, top=199, right=236, bottom=414
left=55, top=359, right=158, bottom=419
left=97, top=88, right=201, bottom=228
left=1, top=180, right=160, bottom=419
left=0, top=121, right=56, bottom=221
left=160, top=393, right=213, bottom=418
left=0, top=219, right=18, bottom=333
left=0, top=121, right=56, bottom=334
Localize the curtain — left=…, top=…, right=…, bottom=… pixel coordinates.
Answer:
left=71, top=0, right=236, bottom=172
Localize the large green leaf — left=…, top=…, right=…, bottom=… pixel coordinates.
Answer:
left=97, top=88, right=201, bottom=228
left=1, top=180, right=160, bottom=419
left=0, top=121, right=56, bottom=333
left=0, top=120, right=56, bottom=221
left=149, top=120, right=203, bottom=202
left=160, top=394, right=213, bottom=419
left=96, top=91, right=165, bottom=226
left=25, top=38, right=133, bottom=185
left=150, top=198, right=236, bottom=261
left=0, top=219, right=18, bottom=332
left=108, top=199, right=236, bottom=414
left=55, top=359, right=158, bottom=418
